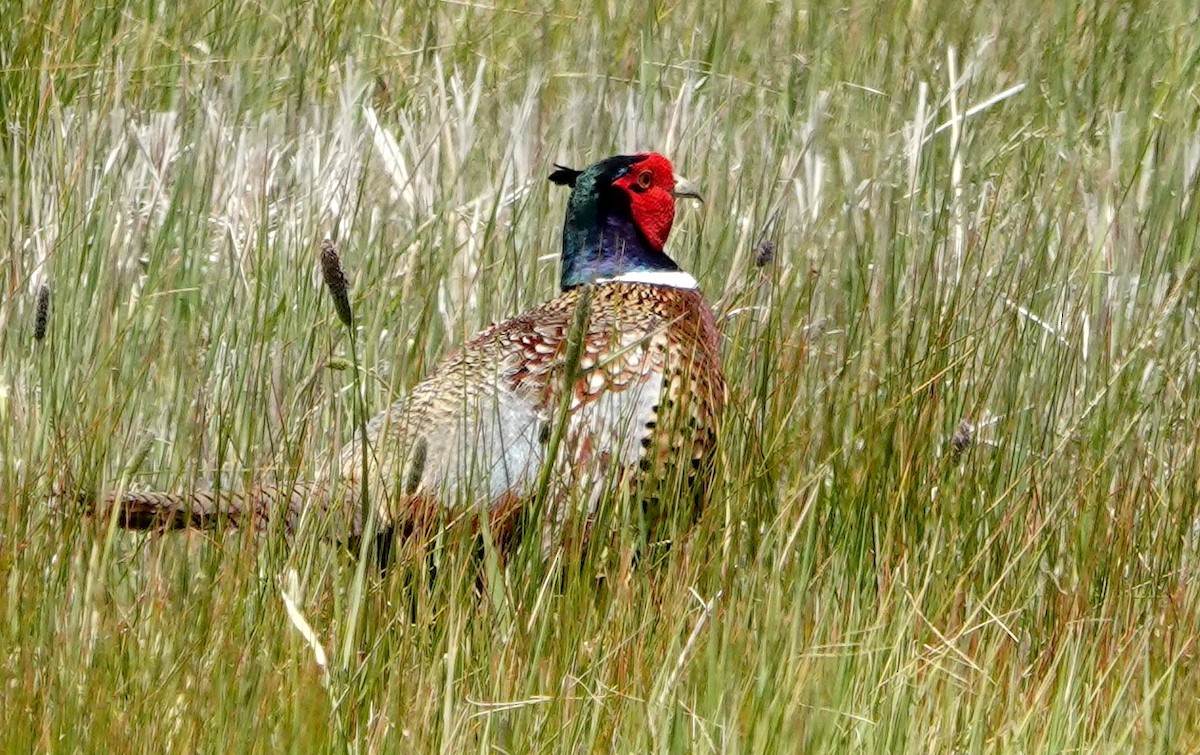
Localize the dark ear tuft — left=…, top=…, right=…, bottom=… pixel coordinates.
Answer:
left=548, top=164, right=582, bottom=187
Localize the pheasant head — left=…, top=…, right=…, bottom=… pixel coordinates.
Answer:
left=549, top=153, right=702, bottom=289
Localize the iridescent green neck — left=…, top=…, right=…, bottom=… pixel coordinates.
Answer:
left=559, top=165, right=680, bottom=290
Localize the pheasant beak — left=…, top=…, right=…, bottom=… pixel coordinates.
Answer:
left=672, top=175, right=703, bottom=203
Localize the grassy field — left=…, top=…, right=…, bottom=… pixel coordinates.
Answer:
left=3, top=0, right=1200, bottom=751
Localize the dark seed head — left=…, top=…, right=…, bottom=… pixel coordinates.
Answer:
left=950, top=419, right=974, bottom=461
left=754, top=240, right=776, bottom=267
left=320, top=239, right=353, bottom=328
left=34, top=284, right=50, bottom=341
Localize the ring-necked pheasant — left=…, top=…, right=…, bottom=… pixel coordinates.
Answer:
left=96, top=152, right=726, bottom=548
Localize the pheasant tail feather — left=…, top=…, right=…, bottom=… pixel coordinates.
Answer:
left=93, top=483, right=329, bottom=534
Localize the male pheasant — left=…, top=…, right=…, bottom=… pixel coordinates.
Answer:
left=98, top=152, right=726, bottom=548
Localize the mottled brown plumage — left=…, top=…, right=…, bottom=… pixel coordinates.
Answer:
left=345, top=280, right=724, bottom=538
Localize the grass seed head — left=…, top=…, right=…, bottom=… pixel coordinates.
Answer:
left=320, top=239, right=353, bottom=328
left=34, top=284, right=50, bottom=341
left=950, top=418, right=975, bottom=460
left=754, top=240, right=776, bottom=267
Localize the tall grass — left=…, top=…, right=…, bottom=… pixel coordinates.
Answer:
left=3, top=0, right=1199, bottom=750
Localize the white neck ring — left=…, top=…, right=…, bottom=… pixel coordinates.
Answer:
left=597, top=270, right=699, bottom=289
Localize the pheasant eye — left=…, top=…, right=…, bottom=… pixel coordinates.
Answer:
left=635, top=169, right=654, bottom=191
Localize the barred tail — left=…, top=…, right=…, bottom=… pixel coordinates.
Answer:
left=93, top=484, right=327, bottom=533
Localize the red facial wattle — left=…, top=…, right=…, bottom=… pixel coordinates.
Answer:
left=614, top=153, right=677, bottom=252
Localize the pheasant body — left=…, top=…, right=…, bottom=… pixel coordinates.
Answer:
left=339, top=278, right=724, bottom=539
left=96, top=152, right=726, bottom=546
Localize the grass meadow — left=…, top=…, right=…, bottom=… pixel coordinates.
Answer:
left=3, top=0, right=1200, bottom=751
